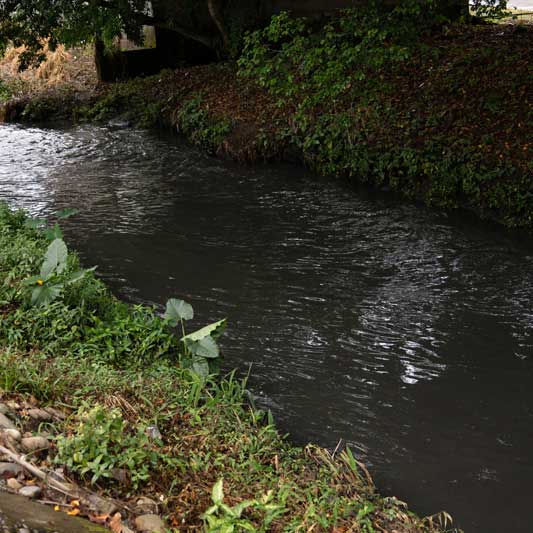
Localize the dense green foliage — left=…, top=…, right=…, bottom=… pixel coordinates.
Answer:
left=0, top=0, right=149, bottom=68
left=0, top=203, right=451, bottom=531
left=55, top=405, right=165, bottom=488
left=0, top=205, right=224, bottom=374
left=239, top=2, right=444, bottom=110
left=238, top=6, right=532, bottom=227
left=177, top=95, right=232, bottom=150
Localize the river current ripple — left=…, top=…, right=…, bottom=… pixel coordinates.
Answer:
left=1, top=123, right=532, bottom=532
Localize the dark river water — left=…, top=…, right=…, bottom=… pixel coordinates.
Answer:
left=1, top=123, right=532, bottom=532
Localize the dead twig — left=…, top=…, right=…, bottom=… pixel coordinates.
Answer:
left=0, top=444, right=74, bottom=495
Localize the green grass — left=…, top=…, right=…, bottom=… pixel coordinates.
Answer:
left=0, top=203, right=454, bottom=532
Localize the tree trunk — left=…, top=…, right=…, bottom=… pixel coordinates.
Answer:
left=207, top=0, right=231, bottom=53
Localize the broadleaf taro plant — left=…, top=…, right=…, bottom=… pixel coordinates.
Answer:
left=24, top=238, right=95, bottom=307
left=163, top=298, right=226, bottom=378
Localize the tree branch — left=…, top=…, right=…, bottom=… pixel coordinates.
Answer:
left=207, top=0, right=231, bottom=53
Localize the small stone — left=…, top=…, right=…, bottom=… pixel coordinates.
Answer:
left=0, top=463, right=23, bottom=477
left=111, top=468, right=129, bottom=484
left=18, top=528, right=30, bottom=533
left=4, top=429, right=21, bottom=441
left=134, top=514, right=166, bottom=532
left=21, top=437, right=50, bottom=453
left=136, top=497, right=158, bottom=514
left=0, top=403, right=9, bottom=414
left=43, top=407, right=67, bottom=420
left=26, top=409, right=52, bottom=422
left=19, top=485, right=42, bottom=499
left=86, top=493, right=118, bottom=516
left=0, top=413, right=16, bottom=430
left=5, top=401, right=20, bottom=411
left=146, top=426, right=162, bottom=440
left=6, top=478, right=22, bottom=491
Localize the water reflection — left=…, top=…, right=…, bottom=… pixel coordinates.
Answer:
left=1, top=123, right=532, bottom=532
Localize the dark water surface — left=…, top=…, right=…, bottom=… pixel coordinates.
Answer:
left=1, top=123, right=532, bottom=532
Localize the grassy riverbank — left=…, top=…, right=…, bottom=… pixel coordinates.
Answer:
left=1, top=8, right=531, bottom=230
left=0, top=204, right=453, bottom=531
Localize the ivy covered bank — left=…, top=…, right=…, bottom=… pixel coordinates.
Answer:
left=1, top=3, right=531, bottom=230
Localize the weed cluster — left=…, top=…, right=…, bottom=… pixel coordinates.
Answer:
left=175, top=95, right=232, bottom=151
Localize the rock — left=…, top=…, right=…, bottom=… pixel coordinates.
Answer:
left=7, top=478, right=23, bottom=491
left=121, top=527, right=135, bottom=533
left=4, top=428, right=21, bottom=441
left=26, top=409, right=52, bottom=422
left=136, top=497, right=159, bottom=514
left=0, top=463, right=23, bottom=477
left=86, top=493, right=118, bottom=516
left=19, top=485, right=42, bottom=499
left=43, top=407, right=66, bottom=420
left=20, top=437, right=50, bottom=453
left=0, top=413, right=16, bottom=430
left=134, top=514, right=166, bottom=532
left=5, top=401, right=20, bottom=411
left=18, top=528, right=30, bottom=533
left=111, top=468, right=129, bottom=484
left=146, top=425, right=162, bottom=440
left=0, top=403, right=9, bottom=414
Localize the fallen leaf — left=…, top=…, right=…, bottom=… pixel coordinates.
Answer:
left=70, top=499, right=80, bottom=507
left=54, top=505, right=60, bottom=512
left=110, top=512, right=122, bottom=533
left=67, top=508, right=80, bottom=516
left=88, top=514, right=110, bottom=525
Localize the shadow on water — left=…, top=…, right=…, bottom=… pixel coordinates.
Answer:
left=1, top=123, right=532, bottom=532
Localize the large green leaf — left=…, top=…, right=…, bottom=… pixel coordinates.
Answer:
left=163, top=298, right=194, bottom=324
left=40, top=238, right=68, bottom=278
left=212, top=479, right=224, bottom=505
left=31, top=283, right=62, bottom=306
left=181, top=319, right=226, bottom=343
left=191, top=357, right=210, bottom=378
left=186, top=336, right=220, bottom=359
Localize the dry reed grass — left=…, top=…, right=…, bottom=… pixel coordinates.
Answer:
left=0, top=42, right=97, bottom=98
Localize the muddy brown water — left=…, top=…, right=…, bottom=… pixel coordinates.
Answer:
left=1, top=123, right=532, bottom=532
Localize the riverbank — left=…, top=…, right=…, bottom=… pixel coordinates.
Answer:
left=0, top=204, right=452, bottom=531
left=1, top=12, right=531, bottom=231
